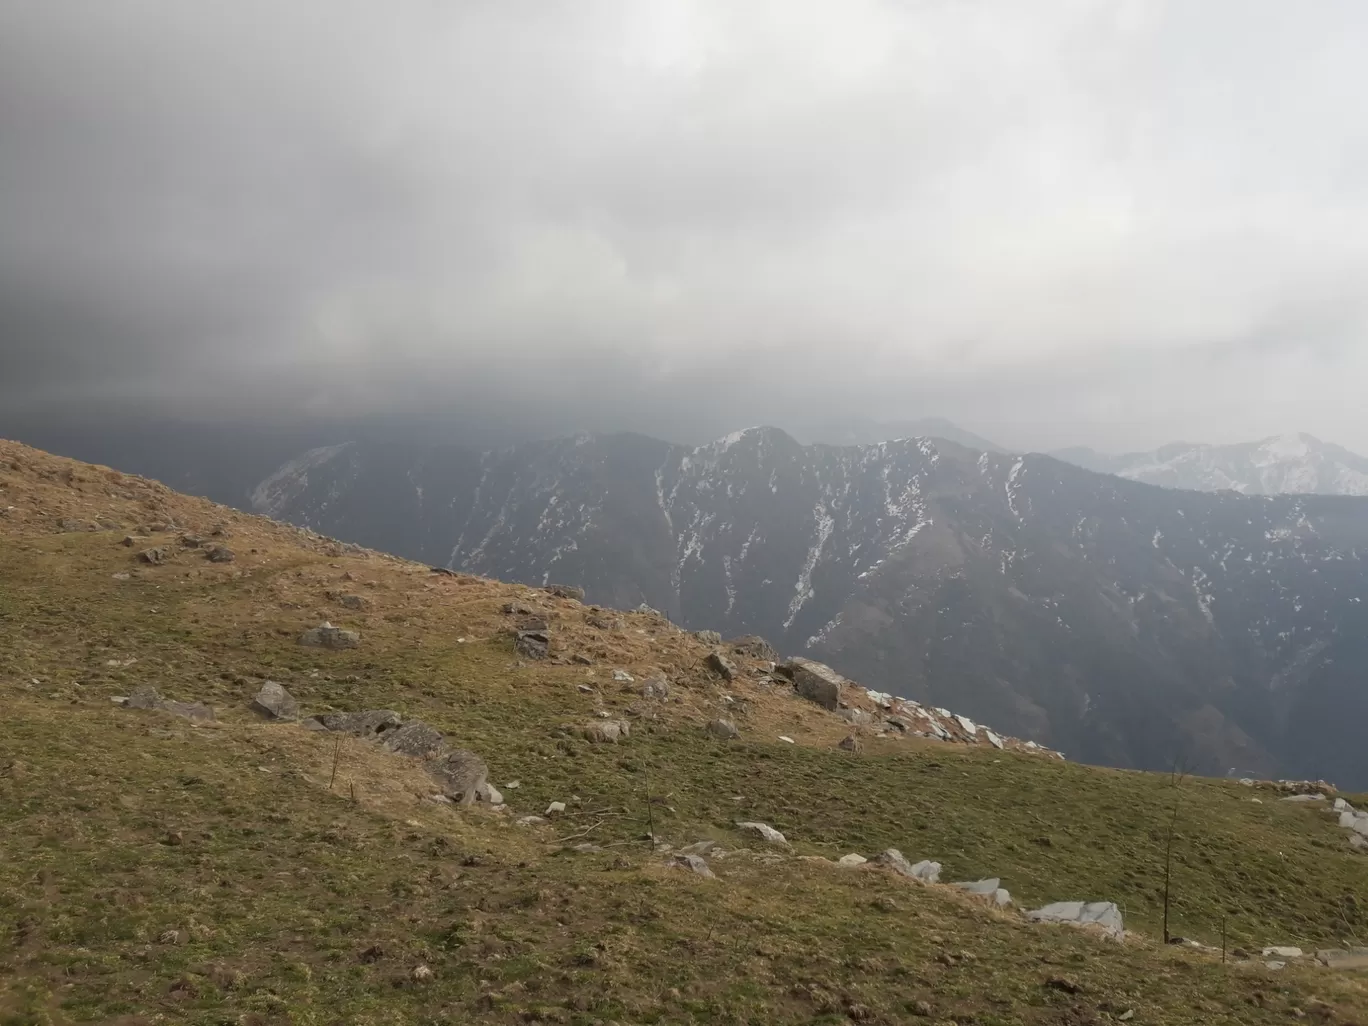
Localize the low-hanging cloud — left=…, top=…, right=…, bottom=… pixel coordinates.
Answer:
left=2, top=0, right=1367, bottom=452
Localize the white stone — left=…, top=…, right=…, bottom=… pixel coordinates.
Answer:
left=778, top=735, right=795, bottom=744
left=545, top=801, right=567, bottom=815
left=1261, top=946, right=1303, bottom=958
left=613, top=670, right=635, bottom=682
left=984, top=730, right=1004, bottom=749
left=837, top=854, right=867, bottom=867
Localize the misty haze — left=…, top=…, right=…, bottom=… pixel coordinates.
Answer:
left=4, top=3, right=1368, bottom=1021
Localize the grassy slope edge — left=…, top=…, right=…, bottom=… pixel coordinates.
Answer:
left=1, top=439, right=1366, bottom=1026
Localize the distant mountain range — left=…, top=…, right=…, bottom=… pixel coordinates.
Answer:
left=796, top=416, right=1005, bottom=453
left=1054, top=433, right=1368, bottom=497
left=253, top=426, right=1368, bottom=787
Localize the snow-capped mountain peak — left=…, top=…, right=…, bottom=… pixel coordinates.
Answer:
left=1057, top=433, right=1368, bottom=496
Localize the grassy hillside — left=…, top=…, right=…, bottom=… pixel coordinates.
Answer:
left=2, top=439, right=1367, bottom=1025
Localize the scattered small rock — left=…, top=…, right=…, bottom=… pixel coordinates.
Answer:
left=911, top=1000, right=934, bottom=1017
left=205, top=545, right=235, bottom=563
left=1261, top=946, right=1303, bottom=959
left=839, top=734, right=862, bottom=753
left=516, top=815, right=548, bottom=827
left=546, top=801, right=567, bottom=816
left=778, top=735, right=795, bottom=744
left=678, top=839, right=717, bottom=857
left=612, top=669, right=635, bottom=682
left=411, top=964, right=434, bottom=983
left=139, top=547, right=167, bottom=565
left=837, top=854, right=868, bottom=867
left=695, top=630, right=722, bottom=645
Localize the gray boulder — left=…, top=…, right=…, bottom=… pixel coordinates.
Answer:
left=670, top=853, right=716, bottom=879
left=205, top=545, right=235, bottom=563
left=251, top=681, right=298, bottom=721
left=736, top=821, right=788, bottom=845
left=874, top=849, right=941, bottom=882
left=428, top=749, right=489, bottom=805
left=514, top=630, right=550, bottom=660
left=781, top=658, right=846, bottom=711
left=139, top=547, right=167, bottom=565
left=706, top=718, right=740, bottom=740
left=1026, top=901, right=1124, bottom=938
left=695, top=630, right=722, bottom=645
left=381, top=721, right=447, bottom=758
left=298, top=624, right=361, bottom=649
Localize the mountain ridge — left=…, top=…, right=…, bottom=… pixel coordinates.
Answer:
left=1054, top=432, right=1368, bottom=496
left=252, top=426, right=1368, bottom=787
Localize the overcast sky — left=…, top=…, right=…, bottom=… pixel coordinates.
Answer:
left=3, top=0, right=1368, bottom=453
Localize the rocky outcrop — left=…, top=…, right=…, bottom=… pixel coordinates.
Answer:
left=514, top=629, right=550, bottom=660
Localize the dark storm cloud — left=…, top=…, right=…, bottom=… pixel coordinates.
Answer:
left=3, top=1, right=1368, bottom=451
